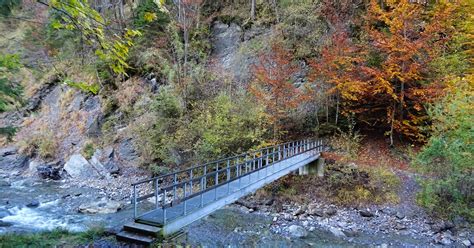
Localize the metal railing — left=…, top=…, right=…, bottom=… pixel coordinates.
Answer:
left=131, top=138, right=324, bottom=224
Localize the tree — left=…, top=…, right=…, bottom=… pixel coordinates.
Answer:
left=251, top=0, right=256, bottom=20
left=361, top=0, right=455, bottom=145
left=38, top=0, right=143, bottom=77
left=309, top=28, right=366, bottom=125
left=250, top=43, right=303, bottom=140
left=176, top=0, right=203, bottom=75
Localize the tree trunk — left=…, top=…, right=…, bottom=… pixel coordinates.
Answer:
left=389, top=102, right=396, bottom=147
left=335, top=93, right=339, bottom=125
left=251, top=0, right=256, bottom=20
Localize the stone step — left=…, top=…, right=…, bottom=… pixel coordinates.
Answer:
left=116, top=230, right=155, bottom=245
left=124, top=222, right=162, bottom=236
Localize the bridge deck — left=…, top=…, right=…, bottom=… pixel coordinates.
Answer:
left=138, top=160, right=285, bottom=224
left=131, top=139, right=324, bottom=236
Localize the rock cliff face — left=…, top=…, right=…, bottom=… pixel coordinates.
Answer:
left=0, top=80, right=140, bottom=180
left=209, top=21, right=272, bottom=85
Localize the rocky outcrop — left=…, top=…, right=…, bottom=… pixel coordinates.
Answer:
left=118, top=138, right=138, bottom=162
left=0, top=146, right=28, bottom=170
left=210, top=22, right=272, bottom=84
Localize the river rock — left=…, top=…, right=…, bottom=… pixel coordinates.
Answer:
left=359, top=209, right=375, bottom=218
left=395, top=212, right=405, bottom=219
left=288, top=225, right=307, bottom=238
left=0, top=180, right=10, bottom=187
left=0, top=220, right=13, bottom=227
left=78, top=199, right=121, bottom=214
left=329, top=227, right=346, bottom=238
left=64, top=154, right=100, bottom=178
left=395, top=223, right=407, bottom=230
left=263, top=198, right=274, bottom=206
left=293, top=206, right=306, bottom=216
left=26, top=199, right=40, bottom=208
left=325, top=208, right=337, bottom=216
left=0, top=209, right=10, bottom=218
left=37, top=160, right=63, bottom=180
left=432, top=221, right=455, bottom=233
left=461, top=240, right=471, bottom=247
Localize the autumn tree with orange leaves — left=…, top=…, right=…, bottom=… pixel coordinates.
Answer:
left=361, top=0, right=456, bottom=145
left=309, top=29, right=366, bottom=126
left=250, top=43, right=303, bottom=140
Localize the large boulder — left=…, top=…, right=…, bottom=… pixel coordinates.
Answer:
left=78, top=199, right=121, bottom=214
left=37, top=161, right=63, bottom=180
left=64, top=154, right=100, bottom=178
left=0, top=146, right=28, bottom=170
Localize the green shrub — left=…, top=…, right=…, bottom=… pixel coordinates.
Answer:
left=0, top=53, right=23, bottom=112
left=81, top=142, right=95, bottom=160
left=329, top=120, right=364, bottom=159
left=191, top=92, right=267, bottom=161
left=413, top=80, right=474, bottom=221
left=132, top=88, right=269, bottom=169
left=133, top=0, right=170, bottom=29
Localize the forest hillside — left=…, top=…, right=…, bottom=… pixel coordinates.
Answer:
left=0, top=0, right=472, bottom=246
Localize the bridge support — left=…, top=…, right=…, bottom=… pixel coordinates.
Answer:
left=299, top=157, right=325, bottom=177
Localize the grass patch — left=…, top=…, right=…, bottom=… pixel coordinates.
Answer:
left=0, top=227, right=108, bottom=248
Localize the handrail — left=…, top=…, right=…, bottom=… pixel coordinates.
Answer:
left=131, top=139, right=306, bottom=186
left=131, top=138, right=325, bottom=222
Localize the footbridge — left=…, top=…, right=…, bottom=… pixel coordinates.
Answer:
left=117, top=139, right=326, bottom=244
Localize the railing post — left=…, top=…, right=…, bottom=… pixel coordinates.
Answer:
left=266, top=149, right=269, bottom=166
left=155, top=179, right=159, bottom=209
left=215, top=163, right=219, bottom=185
left=133, top=185, right=137, bottom=219
left=173, top=174, right=177, bottom=201
left=203, top=165, right=207, bottom=189
left=278, top=145, right=281, bottom=160
left=184, top=183, right=187, bottom=215
left=227, top=159, right=230, bottom=194
left=200, top=177, right=204, bottom=207
left=238, top=161, right=241, bottom=188
left=163, top=189, right=167, bottom=224
left=272, top=147, right=275, bottom=163
left=190, top=169, right=193, bottom=194
left=253, top=153, right=256, bottom=171
left=215, top=163, right=218, bottom=201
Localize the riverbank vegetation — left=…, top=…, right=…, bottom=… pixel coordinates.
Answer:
left=0, top=0, right=472, bottom=224
left=0, top=227, right=107, bottom=248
